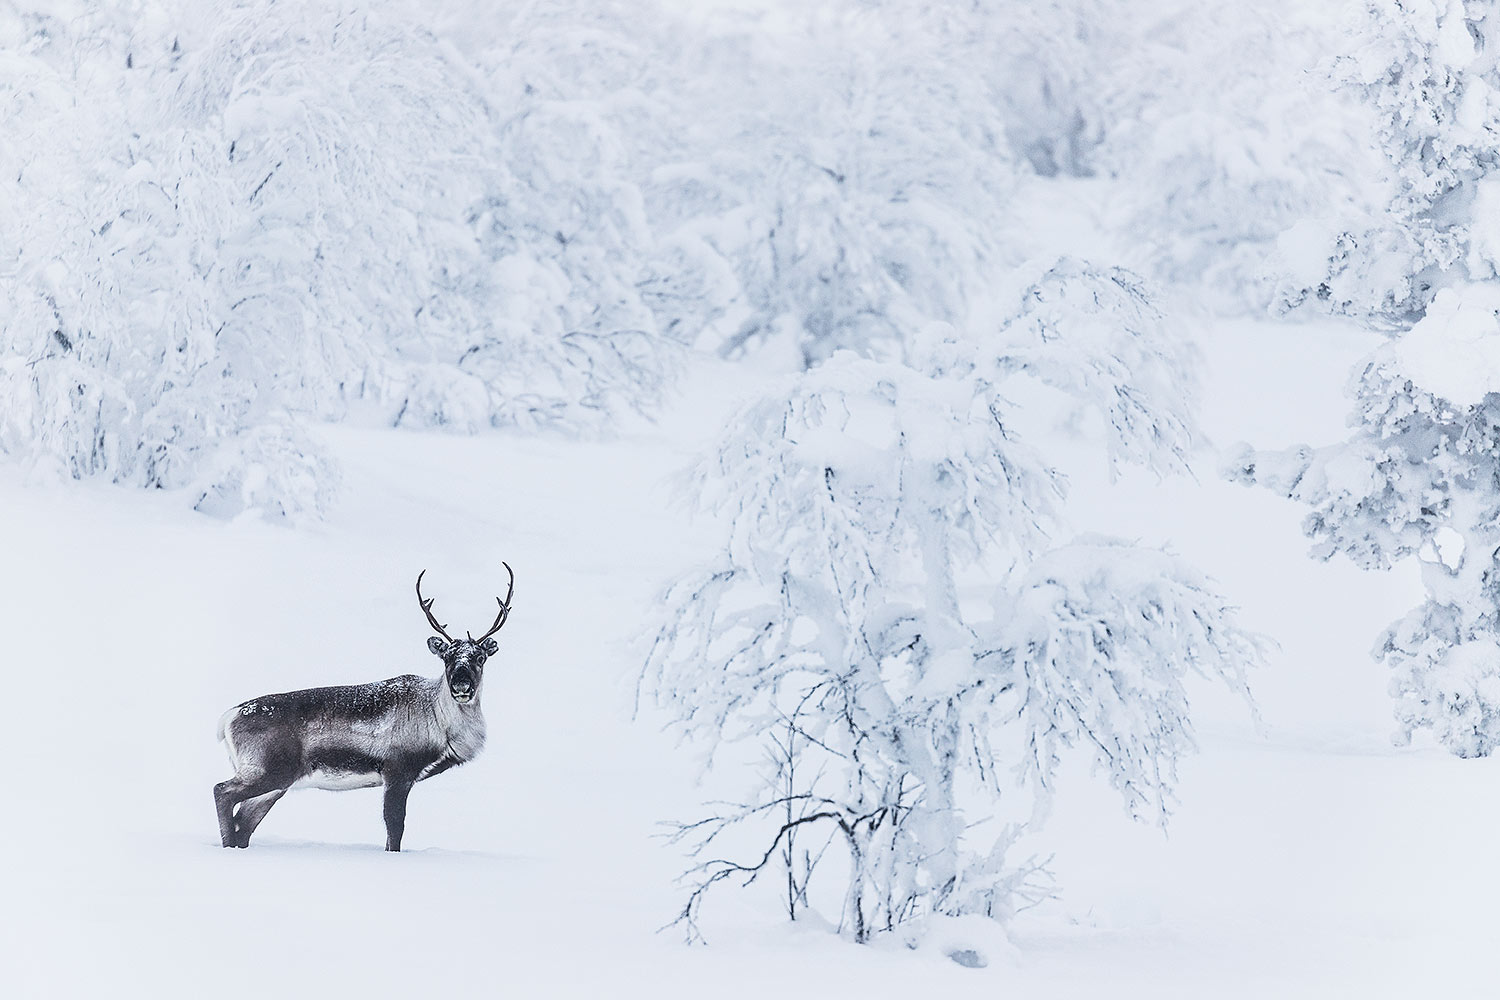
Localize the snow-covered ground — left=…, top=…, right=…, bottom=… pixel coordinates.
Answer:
left=5, top=313, right=1491, bottom=998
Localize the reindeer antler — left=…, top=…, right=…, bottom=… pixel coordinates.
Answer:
left=415, top=570, right=455, bottom=642
left=472, top=562, right=515, bottom=642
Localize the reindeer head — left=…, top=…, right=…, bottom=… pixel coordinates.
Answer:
left=416, top=565, right=514, bottom=705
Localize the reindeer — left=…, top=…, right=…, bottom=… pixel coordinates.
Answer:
left=213, top=567, right=514, bottom=851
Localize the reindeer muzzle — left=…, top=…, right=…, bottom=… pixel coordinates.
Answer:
left=449, top=673, right=476, bottom=703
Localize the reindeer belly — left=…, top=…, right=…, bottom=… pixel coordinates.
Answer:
left=297, top=745, right=386, bottom=791
left=297, top=770, right=384, bottom=791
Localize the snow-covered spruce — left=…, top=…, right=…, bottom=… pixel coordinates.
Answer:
left=1232, top=0, right=1500, bottom=757
left=215, top=570, right=512, bottom=850
left=1227, top=285, right=1500, bottom=757
left=1267, top=0, right=1500, bottom=325
left=642, top=261, right=1260, bottom=943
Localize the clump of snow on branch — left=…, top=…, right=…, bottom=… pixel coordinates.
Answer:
left=643, top=260, right=1260, bottom=943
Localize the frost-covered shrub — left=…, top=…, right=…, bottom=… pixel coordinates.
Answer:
left=927, top=0, right=1108, bottom=178
left=191, top=420, right=341, bottom=523
left=433, top=0, right=685, bottom=427
left=1227, top=283, right=1500, bottom=755
left=1090, top=2, right=1381, bottom=311
left=643, top=259, right=1259, bottom=942
left=0, top=0, right=678, bottom=518
left=643, top=6, right=1020, bottom=369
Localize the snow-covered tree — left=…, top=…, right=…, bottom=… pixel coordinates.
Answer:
left=891, top=0, right=1109, bottom=180
left=1093, top=1, right=1379, bottom=311
left=838, top=0, right=1378, bottom=315
left=429, top=0, right=687, bottom=429
left=642, top=258, right=1260, bottom=943
left=1228, top=283, right=1500, bottom=756
left=0, top=0, right=679, bottom=518
left=1231, top=1, right=1500, bottom=758
left=3, top=0, right=1401, bottom=522
left=1268, top=0, right=1500, bottom=324
left=640, top=6, right=1021, bottom=369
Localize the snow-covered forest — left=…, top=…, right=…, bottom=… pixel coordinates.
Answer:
left=4, top=0, right=1496, bottom=995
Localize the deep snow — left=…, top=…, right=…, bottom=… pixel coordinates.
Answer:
left=4, top=315, right=1493, bottom=998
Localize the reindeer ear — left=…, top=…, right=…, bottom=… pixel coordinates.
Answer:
left=427, top=636, right=449, bottom=655
left=481, top=638, right=498, bottom=656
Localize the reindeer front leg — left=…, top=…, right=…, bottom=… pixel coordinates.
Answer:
left=382, top=770, right=416, bottom=852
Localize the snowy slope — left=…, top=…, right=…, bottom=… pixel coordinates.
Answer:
left=4, top=317, right=1494, bottom=998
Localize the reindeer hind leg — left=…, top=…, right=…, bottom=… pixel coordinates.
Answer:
left=214, top=777, right=250, bottom=847
left=216, top=726, right=300, bottom=848
left=214, top=774, right=285, bottom=848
